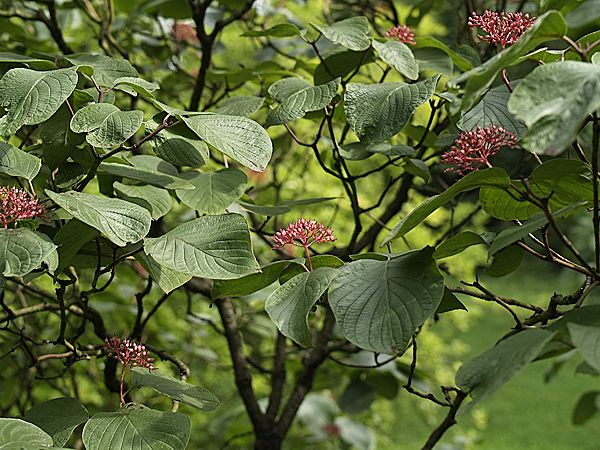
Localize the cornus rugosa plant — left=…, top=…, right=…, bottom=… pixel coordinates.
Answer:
left=384, top=24, right=416, bottom=44
left=0, top=186, right=45, bottom=228
left=442, top=125, right=518, bottom=175
left=104, top=337, right=156, bottom=405
left=468, top=10, right=537, bottom=48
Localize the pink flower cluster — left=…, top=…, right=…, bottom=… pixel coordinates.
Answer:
left=103, top=336, right=156, bottom=371
left=385, top=25, right=416, bottom=45
left=172, top=21, right=199, bottom=44
left=442, top=125, right=517, bottom=175
left=272, top=218, right=336, bottom=250
left=0, top=187, right=45, bottom=228
left=468, top=11, right=536, bottom=48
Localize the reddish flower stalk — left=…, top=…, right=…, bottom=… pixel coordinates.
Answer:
left=442, top=125, right=517, bottom=175
left=385, top=25, right=416, bottom=45
left=104, top=337, right=156, bottom=406
left=272, top=218, right=336, bottom=271
left=0, top=187, right=45, bottom=228
left=468, top=11, right=536, bottom=48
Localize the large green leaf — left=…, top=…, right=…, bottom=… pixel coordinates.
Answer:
left=82, top=405, right=190, bottom=450
left=24, top=397, right=89, bottom=447
left=450, top=11, right=567, bottom=111
left=313, top=17, right=371, bottom=51
left=313, top=48, right=374, bottom=85
left=479, top=183, right=541, bottom=220
left=54, top=220, right=99, bottom=273
left=456, top=329, right=555, bottom=407
left=66, top=54, right=138, bottom=87
left=266, top=77, right=340, bottom=126
left=46, top=190, right=151, bottom=247
left=345, top=76, right=439, bottom=143
left=0, top=67, right=78, bottom=135
left=0, top=418, right=53, bottom=449
left=328, top=248, right=444, bottom=354
left=265, top=267, right=339, bottom=347
left=372, top=40, right=418, bottom=80
left=0, top=228, right=56, bottom=277
left=70, top=103, right=143, bottom=148
left=508, top=61, right=600, bottom=155
left=382, top=168, right=509, bottom=245
left=459, top=84, right=526, bottom=137
left=144, top=214, right=260, bottom=279
left=0, top=142, right=41, bottom=181
left=568, top=323, right=600, bottom=373
left=99, top=162, right=193, bottom=190
left=215, top=96, right=264, bottom=117
left=175, top=168, right=247, bottom=215
left=111, top=77, right=159, bottom=97
left=0, top=52, right=56, bottom=70
left=150, top=120, right=209, bottom=168
left=183, top=113, right=272, bottom=172
left=131, top=368, right=220, bottom=411
left=114, top=182, right=172, bottom=219
left=135, top=252, right=191, bottom=294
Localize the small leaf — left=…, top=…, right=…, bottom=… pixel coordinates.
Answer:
left=215, top=96, right=264, bottom=117
left=328, top=247, right=444, bottom=354
left=70, top=103, right=143, bottom=148
left=313, top=48, right=374, bottom=85
left=46, top=190, right=151, bottom=247
left=54, top=220, right=99, bottom=273
left=0, top=142, right=41, bottom=180
left=82, top=405, right=190, bottom=450
left=183, top=113, right=272, bottom=172
left=0, top=52, right=56, bottom=70
left=175, top=168, right=247, bottom=215
left=265, top=267, right=339, bottom=347
left=114, top=182, right=173, bottom=219
left=415, top=36, right=473, bottom=71
left=0, top=67, right=78, bottom=135
left=98, top=161, right=193, bottom=190
left=372, top=40, right=418, bottom=80
left=24, top=397, right=89, bottom=447
left=345, top=76, right=439, bottom=143
left=572, top=392, right=600, bottom=425
left=568, top=323, right=600, bottom=373
left=0, top=228, right=56, bottom=277
left=135, top=252, right=191, bottom=294
left=313, top=17, right=371, bottom=51
left=433, top=231, right=491, bottom=259
left=112, top=76, right=159, bottom=96
left=242, top=23, right=301, bottom=37
left=131, top=367, right=219, bottom=411
left=485, top=245, right=524, bottom=277
left=0, top=418, right=53, bottom=449
left=144, top=214, right=260, bottom=279
left=480, top=184, right=540, bottom=220
left=436, top=288, right=467, bottom=314
left=457, top=329, right=555, bottom=407
left=66, top=54, right=138, bottom=87
left=150, top=120, right=209, bottom=168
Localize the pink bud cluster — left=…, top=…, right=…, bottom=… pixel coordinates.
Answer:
left=385, top=25, right=416, bottom=45
left=103, top=336, right=156, bottom=371
left=442, top=125, right=517, bottom=175
left=172, top=21, right=199, bottom=44
left=272, top=218, right=336, bottom=250
left=0, top=187, right=45, bottom=228
left=468, top=11, right=536, bottom=48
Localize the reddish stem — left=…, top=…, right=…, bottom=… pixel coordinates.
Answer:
left=304, top=245, right=313, bottom=272
left=119, top=364, right=126, bottom=406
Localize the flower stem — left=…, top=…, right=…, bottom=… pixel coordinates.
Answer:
left=304, top=245, right=313, bottom=272
left=119, top=364, right=126, bottom=406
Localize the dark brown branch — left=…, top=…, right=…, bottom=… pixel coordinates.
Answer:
left=421, top=390, right=468, bottom=450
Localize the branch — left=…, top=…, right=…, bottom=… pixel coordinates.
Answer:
left=421, top=390, right=468, bottom=450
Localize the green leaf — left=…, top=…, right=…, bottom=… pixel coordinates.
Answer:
left=242, top=23, right=301, bottom=37
left=479, top=184, right=540, bottom=220
left=414, top=36, right=473, bottom=71
left=436, top=288, right=467, bottom=314
left=568, top=323, right=600, bottom=373
left=313, top=48, right=374, bottom=85
left=456, top=329, right=555, bottom=407
left=488, top=203, right=587, bottom=256
left=0, top=52, right=55, bottom=70
left=459, top=84, right=526, bottom=137
left=529, top=159, right=595, bottom=205
left=135, top=252, right=191, bottom=294
left=131, top=367, right=219, bottom=411
left=99, top=161, right=193, bottom=190
left=0, top=228, right=56, bottom=277
left=70, top=103, right=144, bottom=148
left=24, top=397, right=89, bottom=447
left=0, top=67, right=78, bottom=135
left=0, top=418, right=53, bottom=449
left=382, top=168, right=509, bottom=245
left=566, top=0, right=600, bottom=28
left=150, top=121, right=209, bottom=168
left=433, top=231, right=492, bottom=259
left=46, top=190, right=151, bottom=247
left=112, top=76, right=159, bottom=96
left=239, top=201, right=291, bottom=216
left=82, top=405, right=190, bottom=450
left=175, top=168, right=247, bottom=215
left=339, top=380, right=376, bottom=413
left=265, top=267, right=339, bottom=347
left=0, top=142, right=41, bottom=180
left=413, top=48, right=453, bottom=76
left=211, top=260, right=297, bottom=299
left=328, top=247, right=444, bottom=354
left=54, top=220, right=99, bottom=273
left=345, top=76, right=439, bottom=143
left=266, top=77, right=340, bottom=126
left=451, top=11, right=567, bottom=111
left=313, top=17, right=371, bottom=52
left=484, top=245, right=524, bottom=277
left=508, top=61, right=600, bottom=155
left=114, top=182, right=172, bottom=219
left=66, top=54, right=138, bottom=87
left=372, top=40, right=418, bottom=80
left=278, top=255, right=344, bottom=284
left=404, top=158, right=430, bottom=182
left=183, top=113, right=272, bottom=172
left=572, top=391, right=600, bottom=425
left=144, top=214, right=260, bottom=279
left=215, top=96, right=265, bottom=117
